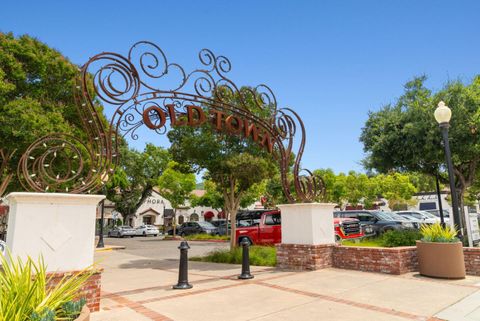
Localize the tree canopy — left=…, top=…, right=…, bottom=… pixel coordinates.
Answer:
left=0, top=32, right=106, bottom=194
left=168, top=87, right=276, bottom=247
left=360, top=76, right=480, bottom=211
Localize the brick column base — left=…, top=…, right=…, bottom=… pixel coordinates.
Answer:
left=276, top=244, right=334, bottom=270
left=46, top=268, right=102, bottom=312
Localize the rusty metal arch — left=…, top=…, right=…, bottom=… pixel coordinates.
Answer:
left=17, top=41, right=324, bottom=203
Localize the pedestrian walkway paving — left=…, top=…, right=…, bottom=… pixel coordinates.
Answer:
left=91, top=248, right=480, bottom=321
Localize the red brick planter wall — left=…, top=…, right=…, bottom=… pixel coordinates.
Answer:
left=276, top=244, right=334, bottom=270
left=464, top=247, right=480, bottom=276
left=332, top=246, right=418, bottom=275
left=47, top=269, right=102, bottom=312
left=276, top=244, right=480, bottom=276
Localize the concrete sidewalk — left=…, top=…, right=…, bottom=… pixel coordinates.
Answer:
left=91, top=248, right=480, bottom=321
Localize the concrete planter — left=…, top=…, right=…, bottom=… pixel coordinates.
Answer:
left=416, top=241, right=465, bottom=279
left=74, top=306, right=90, bottom=321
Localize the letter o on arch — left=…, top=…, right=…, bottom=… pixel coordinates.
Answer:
left=143, top=105, right=167, bottom=130
left=225, top=115, right=243, bottom=134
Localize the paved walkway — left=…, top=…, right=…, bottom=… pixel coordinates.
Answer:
left=91, top=243, right=480, bottom=321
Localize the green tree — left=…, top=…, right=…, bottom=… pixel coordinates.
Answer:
left=168, top=88, right=276, bottom=248
left=157, top=161, right=196, bottom=237
left=361, top=76, right=480, bottom=231
left=0, top=32, right=106, bottom=194
left=107, top=143, right=170, bottom=224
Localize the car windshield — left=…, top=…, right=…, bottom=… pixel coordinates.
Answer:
left=419, top=211, right=437, bottom=219
left=385, top=212, right=408, bottom=221
left=197, top=222, right=215, bottom=228
left=373, top=212, right=395, bottom=221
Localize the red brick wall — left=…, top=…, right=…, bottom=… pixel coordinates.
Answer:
left=464, top=247, right=480, bottom=276
left=276, top=244, right=334, bottom=270
left=47, top=269, right=102, bottom=312
left=332, top=246, right=418, bottom=275
left=276, top=244, right=479, bottom=276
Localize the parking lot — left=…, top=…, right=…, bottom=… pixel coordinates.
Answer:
left=99, top=236, right=228, bottom=260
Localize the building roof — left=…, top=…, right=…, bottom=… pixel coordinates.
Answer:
left=138, top=208, right=162, bottom=216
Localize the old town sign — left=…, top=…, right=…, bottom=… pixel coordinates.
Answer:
left=16, top=41, right=323, bottom=203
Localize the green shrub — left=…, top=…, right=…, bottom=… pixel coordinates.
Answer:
left=420, top=223, right=458, bottom=243
left=0, top=252, right=92, bottom=321
left=382, top=229, right=422, bottom=247
left=184, top=234, right=229, bottom=241
left=190, top=246, right=276, bottom=266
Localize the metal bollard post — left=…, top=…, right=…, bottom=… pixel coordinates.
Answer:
left=238, top=238, right=254, bottom=279
left=173, top=241, right=193, bottom=289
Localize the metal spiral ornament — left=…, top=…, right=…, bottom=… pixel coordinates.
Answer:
left=16, top=40, right=323, bottom=202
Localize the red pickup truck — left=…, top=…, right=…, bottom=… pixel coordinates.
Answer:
left=235, top=209, right=364, bottom=245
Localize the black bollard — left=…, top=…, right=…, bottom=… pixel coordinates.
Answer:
left=238, top=238, right=254, bottom=279
left=173, top=241, right=193, bottom=289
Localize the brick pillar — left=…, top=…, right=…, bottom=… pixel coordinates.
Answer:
left=276, top=203, right=336, bottom=271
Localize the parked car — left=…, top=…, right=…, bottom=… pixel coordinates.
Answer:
left=333, top=210, right=413, bottom=236
left=108, top=226, right=136, bottom=238
left=395, top=210, right=439, bottom=225
left=235, top=210, right=364, bottom=245
left=397, top=214, right=423, bottom=229
left=176, top=221, right=218, bottom=237
left=135, top=224, right=160, bottom=237
left=211, top=220, right=229, bottom=235
left=425, top=209, right=450, bottom=222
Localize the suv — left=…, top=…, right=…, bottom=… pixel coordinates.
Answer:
left=177, top=221, right=218, bottom=237
left=235, top=210, right=364, bottom=245
left=334, top=210, right=413, bottom=236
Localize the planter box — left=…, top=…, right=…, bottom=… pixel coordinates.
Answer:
left=416, top=241, right=466, bottom=279
left=75, top=306, right=90, bottom=321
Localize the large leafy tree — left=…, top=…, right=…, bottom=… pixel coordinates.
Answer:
left=107, top=143, right=170, bottom=224
left=168, top=88, right=276, bottom=248
left=157, top=161, right=196, bottom=237
left=360, top=76, right=480, bottom=231
left=0, top=32, right=105, bottom=194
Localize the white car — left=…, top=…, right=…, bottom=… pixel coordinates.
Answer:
left=395, top=211, right=440, bottom=225
left=135, top=225, right=160, bottom=237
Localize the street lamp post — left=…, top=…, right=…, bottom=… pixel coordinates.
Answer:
left=434, top=101, right=462, bottom=236
left=96, top=172, right=110, bottom=248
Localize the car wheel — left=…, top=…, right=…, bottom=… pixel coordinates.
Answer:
left=154, top=234, right=158, bottom=237
left=143, top=232, right=147, bottom=237
left=108, top=232, right=111, bottom=237
left=335, top=234, right=341, bottom=243
left=130, top=235, right=134, bottom=238
left=239, top=237, right=252, bottom=246
left=120, top=234, right=124, bottom=238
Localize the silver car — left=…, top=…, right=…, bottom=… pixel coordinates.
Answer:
left=135, top=225, right=160, bottom=237
left=108, top=226, right=136, bottom=238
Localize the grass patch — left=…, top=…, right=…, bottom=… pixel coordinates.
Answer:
left=190, top=246, right=276, bottom=266
left=341, top=229, right=422, bottom=248
left=183, top=234, right=229, bottom=241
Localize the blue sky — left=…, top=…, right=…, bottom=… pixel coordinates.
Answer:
left=2, top=0, right=479, bottom=173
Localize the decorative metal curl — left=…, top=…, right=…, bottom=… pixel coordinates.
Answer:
left=17, top=41, right=322, bottom=203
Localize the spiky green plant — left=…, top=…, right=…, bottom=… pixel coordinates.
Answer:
left=420, top=223, right=459, bottom=243
left=0, top=252, right=93, bottom=321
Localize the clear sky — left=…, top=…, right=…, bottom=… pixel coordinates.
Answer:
left=1, top=0, right=479, bottom=174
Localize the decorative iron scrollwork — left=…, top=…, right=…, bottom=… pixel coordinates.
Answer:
left=17, top=41, right=323, bottom=203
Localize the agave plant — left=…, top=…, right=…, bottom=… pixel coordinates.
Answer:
left=0, top=252, right=93, bottom=321
left=420, top=223, right=458, bottom=243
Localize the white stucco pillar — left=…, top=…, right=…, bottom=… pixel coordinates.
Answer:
left=6, top=192, right=104, bottom=271
left=277, top=203, right=337, bottom=245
